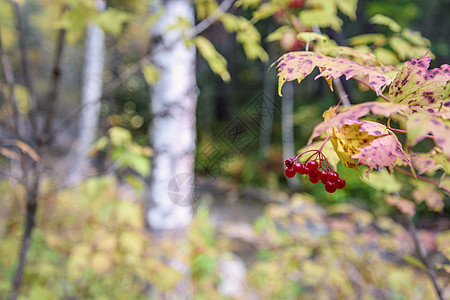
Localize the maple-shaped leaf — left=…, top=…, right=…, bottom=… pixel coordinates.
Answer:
left=389, top=54, right=450, bottom=107
left=407, top=113, right=450, bottom=158
left=275, top=51, right=393, bottom=96
left=351, top=125, right=412, bottom=173
left=308, top=102, right=409, bottom=143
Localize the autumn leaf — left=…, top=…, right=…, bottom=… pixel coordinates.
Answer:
left=412, top=183, right=444, bottom=212
left=307, top=102, right=413, bottom=173
left=410, top=151, right=449, bottom=175
left=308, top=102, right=409, bottom=143
left=385, top=195, right=416, bottom=216
left=407, top=113, right=450, bottom=158
left=389, top=54, right=450, bottom=107
left=275, top=51, right=393, bottom=96
left=350, top=121, right=413, bottom=173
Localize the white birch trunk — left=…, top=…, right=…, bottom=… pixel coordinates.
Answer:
left=281, top=82, right=299, bottom=188
left=147, top=0, right=196, bottom=231
left=67, top=0, right=105, bottom=184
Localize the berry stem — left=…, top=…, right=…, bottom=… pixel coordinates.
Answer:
left=318, top=136, right=331, bottom=152
left=294, top=149, right=317, bottom=161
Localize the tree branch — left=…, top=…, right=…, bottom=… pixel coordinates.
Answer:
left=187, top=0, right=235, bottom=37
left=0, top=26, right=23, bottom=138
left=393, top=166, right=450, bottom=194
left=10, top=0, right=38, bottom=136
left=403, top=215, right=444, bottom=300
left=42, top=28, right=66, bottom=144
left=51, top=1, right=237, bottom=135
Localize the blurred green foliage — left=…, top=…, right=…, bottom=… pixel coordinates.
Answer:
left=0, top=180, right=447, bottom=299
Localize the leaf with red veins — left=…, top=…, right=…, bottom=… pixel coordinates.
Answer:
left=308, top=102, right=408, bottom=144
left=389, top=53, right=450, bottom=107
left=351, top=124, right=413, bottom=173
left=275, top=51, right=393, bottom=96
left=407, top=113, right=450, bottom=158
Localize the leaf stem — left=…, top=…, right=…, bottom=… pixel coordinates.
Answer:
left=389, top=128, right=435, bottom=140
left=393, top=166, right=450, bottom=194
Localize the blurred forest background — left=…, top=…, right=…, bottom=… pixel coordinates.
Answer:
left=0, top=0, right=449, bottom=299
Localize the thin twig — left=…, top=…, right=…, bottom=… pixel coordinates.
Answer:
left=187, top=0, right=235, bottom=37
left=51, top=0, right=237, bottom=135
left=10, top=0, right=38, bottom=135
left=311, top=26, right=351, bottom=107
left=394, top=166, right=450, bottom=194
left=389, top=127, right=435, bottom=139
left=404, top=215, right=444, bottom=300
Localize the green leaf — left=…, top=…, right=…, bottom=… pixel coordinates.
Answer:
left=403, top=254, right=427, bottom=271
left=299, top=9, right=343, bottom=31
left=336, top=0, right=358, bottom=20
left=389, top=36, right=412, bottom=60
left=363, top=169, right=402, bottom=193
left=108, top=126, right=132, bottom=146
left=373, top=48, right=399, bottom=65
left=194, top=36, right=231, bottom=82
left=95, top=8, right=131, bottom=36
left=349, top=33, right=387, bottom=47
left=142, top=62, right=159, bottom=84
left=401, top=28, right=430, bottom=47
left=297, top=32, right=328, bottom=43
left=369, top=14, right=401, bottom=33
left=266, top=26, right=291, bottom=43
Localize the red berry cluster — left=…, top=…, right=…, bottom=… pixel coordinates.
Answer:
left=284, top=150, right=346, bottom=193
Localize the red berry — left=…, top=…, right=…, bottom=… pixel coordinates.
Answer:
left=325, top=181, right=337, bottom=193
left=309, top=175, right=320, bottom=184
left=285, top=158, right=294, bottom=168
left=293, top=162, right=307, bottom=174
left=327, top=171, right=339, bottom=183
left=336, top=178, right=346, bottom=189
left=319, top=170, right=328, bottom=184
left=289, top=0, right=304, bottom=9
left=308, top=168, right=319, bottom=178
left=285, top=167, right=296, bottom=178
left=306, top=160, right=319, bottom=172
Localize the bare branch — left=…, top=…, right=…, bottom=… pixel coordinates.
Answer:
left=0, top=26, right=23, bottom=138
left=404, top=215, right=444, bottom=300
left=42, top=28, right=66, bottom=144
left=10, top=0, right=38, bottom=135
left=187, top=0, right=236, bottom=37
left=393, top=166, right=450, bottom=194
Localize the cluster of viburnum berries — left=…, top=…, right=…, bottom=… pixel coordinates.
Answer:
left=284, top=150, right=346, bottom=193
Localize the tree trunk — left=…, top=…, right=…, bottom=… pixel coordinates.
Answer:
left=147, top=0, right=197, bottom=232
left=67, top=0, right=105, bottom=185
left=281, top=81, right=299, bottom=188
left=147, top=0, right=196, bottom=297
